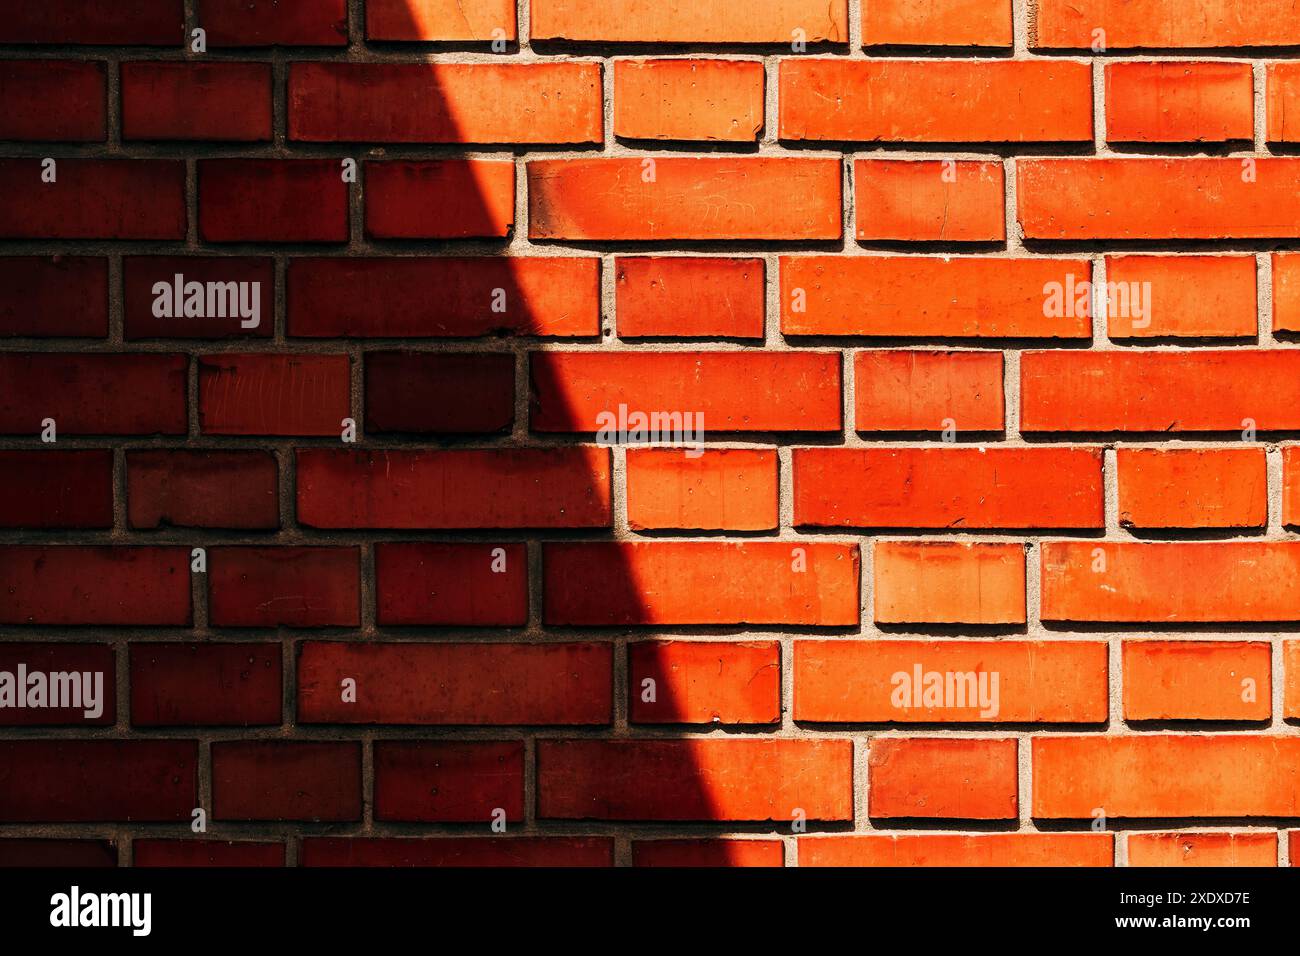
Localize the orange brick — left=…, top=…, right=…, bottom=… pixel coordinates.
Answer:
left=530, top=0, right=849, bottom=44
left=801, top=833, right=1112, bottom=867
left=633, top=839, right=783, bottom=867
left=862, top=0, right=1012, bottom=48
left=364, top=161, right=515, bottom=240
left=781, top=256, right=1092, bottom=339
left=1022, top=351, right=1300, bottom=433
left=869, top=737, right=1018, bottom=819
left=1106, top=62, right=1253, bottom=143
left=1105, top=255, right=1256, bottom=340
left=854, top=160, right=1005, bottom=242
left=615, top=257, right=764, bottom=339
left=543, top=541, right=860, bottom=627
left=854, top=350, right=1004, bottom=432
left=793, top=447, right=1104, bottom=530
left=1268, top=63, right=1300, bottom=143
left=780, top=59, right=1092, bottom=142
left=873, top=541, right=1026, bottom=625
left=626, top=448, right=778, bottom=532
left=1127, top=832, right=1276, bottom=867
left=1042, top=541, right=1300, bottom=623
left=1033, top=0, right=1300, bottom=48
left=1034, top=736, right=1300, bottom=818
left=1285, top=641, right=1300, bottom=718
left=1019, top=159, right=1300, bottom=240
left=1275, top=253, right=1300, bottom=333
left=794, top=640, right=1108, bottom=723
left=614, top=59, right=763, bottom=142
left=1117, top=447, right=1267, bottom=529
left=629, top=641, right=780, bottom=724
left=365, top=0, right=516, bottom=41
left=528, top=158, right=841, bottom=241
left=1122, top=641, right=1271, bottom=722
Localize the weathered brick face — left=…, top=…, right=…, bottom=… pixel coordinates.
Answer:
left=1, top=0, right=1298, bottom=869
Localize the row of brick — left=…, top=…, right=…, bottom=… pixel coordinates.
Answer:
left=10, top=539, right=1300, bottom=624
left=9, top=156, right=1300, bottom=241
left=9, top=254, right=1300, bottom=340
left=7, top=638, right=1298, bottom=726
left=7, top=734, right=1300, bottom=821
left=6, top=0, right=1300, bottom=49
left=11, top=58, right=1300, bottom=146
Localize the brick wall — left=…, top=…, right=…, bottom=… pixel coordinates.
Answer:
left=2, top=0, right=1300, bottom=868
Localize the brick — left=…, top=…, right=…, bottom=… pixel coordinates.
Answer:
left=122, top=62, right=271, bottom=141
left=629, top=641, right=780, bottom=724
left=863, top=0, right=1012, bottom=47
left=287, top=257, right=600, bottom=338
left=0, top=643, right=115, bottom=726
left=855, top=350, right=1004, bottom=432
left=296, top=448, right=611, bottom=529
left=375, top=542, right=528, bottom=626
left=1042, top=541, right=1300, bottom=623
left=0, top=159, right=185, bottom=240
left=197, top=0, right=347, bottom=46
left=365, top=352, right=514, bottom=434
left=1287, top=447, right=1300, bottom=526
left=209, top=547, right=359, bottom=628
left=1107, top=62, right=1253, bottom=144
left=614, top=59, right=764, bottom=142
left=625, top=448, right=778, bottom=532
left=199, top=353, right=351, bottom=436
left=869, top=737, right=1017, bottom=819
left=530, top=351, right=841, bottom=433
left=781, top=256, right=1092, bottom=338
left=199, top=159, right=347, bottom=242
left=0, top=257, right=108, bottom=338
left=615, top=257, right=764, bottom=339
left=529, top=158, right=841, bottom=241
left=302, top=837, right=612, bottom=867
left=543, top=542, right=860, bottom=626
left=793, top=447, right=1104, bottom=529
left=123, top=257, right=274, bottom=339
left=538, top=739, right=853, bottom=821
left=1104, top=255, right=1257, bottom=339
left=780, top=59, right=1091, bottom=142
left=0, top=451, right=113, bottom=529
left=1127, top=833, right=1276, bottom=868
left=0, top=741, right=195, bottom=822
left=130, top=643, right=281, bottom=726
left=794, top=640, right=1108, bottom=723
left=854, top=160, right=1005, bottom=242
left=1277, top=253, right=1300, bottom=332
left=0, top=547, right=191, bottom=626
left=1019, top=159, right=1300, bottom=240
left=1268, top=63, right=1300, bottom=143
left=1117, top=447, right=1267, bottom=529
left=0, top=353, right=186, bottom=435
left=0, top=0, right=182, bottom=44
left=801, top=833, right=1112, bottom=867
left=874, top=541, right=1026, bottom=625
left=374, top=742, right=524, bottom=822
left=289, top=62, right=601, bottom=143
left=530, top=0, right=848, bottom=43
left=365, top=161, right=514, bottom=239
left=1285, top=642, right=1300, bottom=718
left=297, top=642, right=612, bottom=725
left=212, top=741, right=360, bottom=821
left=366, top=0, right=516, bottom=41
left=0, top=840, right=118, bottom=868
left=133, top=840, right=284, bottom=867
left=1022, top=351, right=1300, bottom=432
left=1034, top=735, right=1300, bottom=818
left=127, top=450, right=278, bottom=530
left=1123, top=641, right=1270, bottom=722
left=0, top=61, right=105, bottom=140
left=633, top=840, right=784, bottom=867
left=1032, top=0, right=1300, bottom=48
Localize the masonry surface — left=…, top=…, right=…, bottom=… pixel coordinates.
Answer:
left=2, top=0, right=1300, bottom=868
